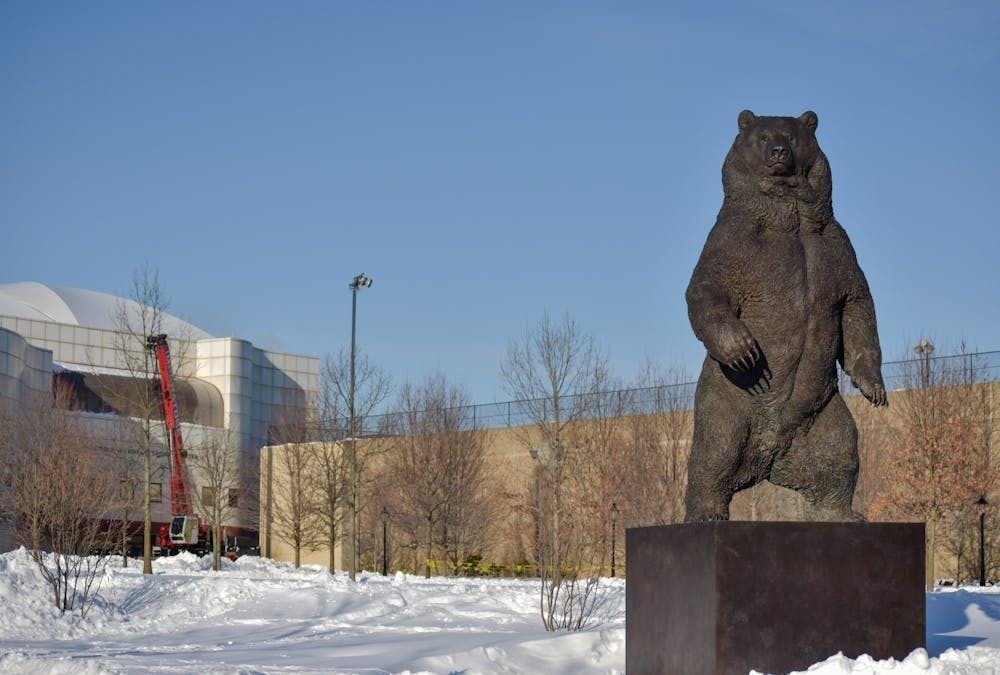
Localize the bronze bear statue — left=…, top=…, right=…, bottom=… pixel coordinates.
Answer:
left=684, top=110, right=887, bottom=522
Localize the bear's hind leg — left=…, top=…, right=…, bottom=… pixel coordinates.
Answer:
left=684, top=394, right=751, bottom=523
left=769, top=394, right=861, bottom=522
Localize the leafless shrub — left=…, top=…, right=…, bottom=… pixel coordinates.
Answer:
left=501, top=311, right=608, bottom=631
left=536, top=451, right=606, bottom=631
left=0, top=384, right=119, bottom=615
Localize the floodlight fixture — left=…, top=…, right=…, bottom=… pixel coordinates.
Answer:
left=350, top=273, right=373, bottom=291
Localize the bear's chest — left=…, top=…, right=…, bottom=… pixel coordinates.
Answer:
left=740, top=231, right=846, bottom=311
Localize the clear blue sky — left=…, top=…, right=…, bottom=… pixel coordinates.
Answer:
left=2, top=2, right=998, bottom=403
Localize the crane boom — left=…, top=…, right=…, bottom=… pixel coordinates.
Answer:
left=146, top=334, right=193, bottom=515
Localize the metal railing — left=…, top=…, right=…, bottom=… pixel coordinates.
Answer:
left=296, top=350, right=1000, bottom=440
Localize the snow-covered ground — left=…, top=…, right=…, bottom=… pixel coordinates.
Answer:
left=2, top=548, right=1000, bottom=674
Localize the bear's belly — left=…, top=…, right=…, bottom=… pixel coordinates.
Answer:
left=738, top=231, right=843, bottom=412
left=738, top=232, right=809, bottom=398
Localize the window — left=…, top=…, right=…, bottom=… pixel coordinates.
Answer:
left=228, top=488, right=239, bottom=508
left=119, top=480, right=135, bottom=501
left=202, top=486, right=216, bottom=505
left=149, top=482, right=163, bottom=503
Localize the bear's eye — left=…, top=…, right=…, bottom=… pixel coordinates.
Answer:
left=759, top=134, right=767, bottom=143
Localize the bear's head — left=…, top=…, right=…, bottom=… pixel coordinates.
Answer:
left=729, top=110, right=821, bottom=180
left=721, top=110, right=833, bottom=227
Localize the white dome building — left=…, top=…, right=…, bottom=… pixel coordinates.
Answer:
left=0, top=281, right=213, bottom=339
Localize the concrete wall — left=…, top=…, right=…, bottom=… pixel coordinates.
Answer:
left=0, top=327, right=53, bottom=410
left=259, top=383, right=1000, bottom=573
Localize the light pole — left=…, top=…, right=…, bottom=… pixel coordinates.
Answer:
left=381, top=505, right=389, bottom=577
left=349, top=273, right=373, bottom=437
left=914, top=339, right=935, bottom=590
left=914, top=339, right=934, bottom=388
left=978, top=495, right=989, bottom=587
left=610, top=501, right=619, bottom=578
left=348, top=273, right=373, bottom=581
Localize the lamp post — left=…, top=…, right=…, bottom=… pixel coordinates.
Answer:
left=915, top=338, right=935, bottom=591
left=348, top=273, right=373, bottom=581
left=914, top=339, right=934, bottom=388
left=349, top=273, right=373, bottom=437
left=978, top=495, right=989, bottom=587
left=610, top=501, right=620, bottom=578
left=381, top=505, right=389, bottom=577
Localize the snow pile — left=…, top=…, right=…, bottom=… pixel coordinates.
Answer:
left=5, top=548, right=1000, bottom=673
left=0, top=549, right=625, bottom=673
left=0, top=547, right=111, bottom=639
left=769, top=646, right=1000, bottom=674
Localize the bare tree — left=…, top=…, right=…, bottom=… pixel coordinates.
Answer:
left=869, top=344, right=998, bottom=589
left=307, top=440, right=347, bottom=574
left=383, top=375, right=492, bottom=578
left=847, top=390, right=895, bottom=518
left=321, top=347, right=391, bottom=580
left=571, top=371, right=630, bottom=576
left=0, top=384, right=119, bottom=615
left=306, top=373, right=348, bottom=574
left=265, top=439, right=317, bottom=568
left=97, top=263, right=191, bottom=574
left=192, top=431, right=241, bottom=571
left=620, top=359, right=694, bottom=528
left=500, top=311, right=608, bottom=631
left=105, top=420, right=145, bottom=567
left=439, top=438, right=501, bottom=575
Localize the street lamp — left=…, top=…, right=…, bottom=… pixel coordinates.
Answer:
left=348, top=273, right=373, bottom=581
left=914, top=339, right=934, bottom=388
left=381, top=505, right=390, bottom=577
left=977, top=495, right=989, bottom=587
left=349, top=272, right=374, bottom=438
left=610, top=501, right=620, bottom=578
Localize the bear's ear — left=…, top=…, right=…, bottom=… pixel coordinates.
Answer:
left=799, top=110, right=818, bottom=133
left=738, top=109, right=757, bottom=131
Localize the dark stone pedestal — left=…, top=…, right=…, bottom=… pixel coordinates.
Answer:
left=626, top=522, right=925, bottom=675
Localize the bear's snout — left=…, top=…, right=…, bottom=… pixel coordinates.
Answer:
left=766, top=141, right=794, bottom=174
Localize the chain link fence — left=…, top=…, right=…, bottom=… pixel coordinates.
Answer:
left=289, top=350, right=999, bottom=441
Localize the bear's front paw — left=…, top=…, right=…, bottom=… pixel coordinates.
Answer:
left=852, top=373, right=888, bottom=407
left=710, top=319, right=760, bottom=372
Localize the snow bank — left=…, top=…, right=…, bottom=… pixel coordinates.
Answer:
left=762, top=646, right=1000, bottom=674
left=5, top=548, right=1000, bottom=674
left=0, top=547, right=109, bottom=639
left=0, top=549, right=625, bottom=673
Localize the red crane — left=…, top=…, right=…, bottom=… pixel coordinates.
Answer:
left=146, top=334, right=200, bottom=548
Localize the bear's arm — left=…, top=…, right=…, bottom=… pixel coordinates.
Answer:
left=836, top=225, right=887, bottom=404
left=686, top=229, right=756, bottom=367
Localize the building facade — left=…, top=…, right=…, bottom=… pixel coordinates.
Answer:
left=0, top=281, right=320, bottom=551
